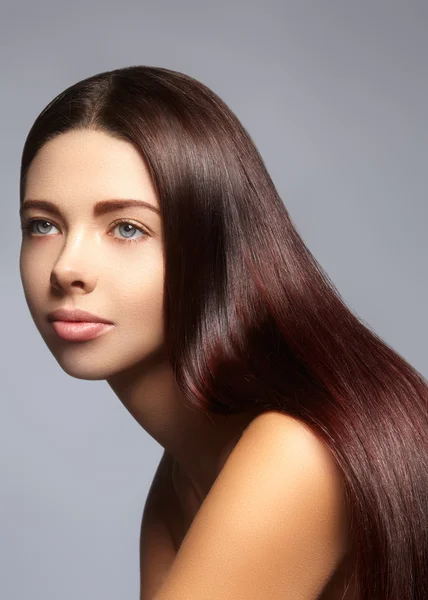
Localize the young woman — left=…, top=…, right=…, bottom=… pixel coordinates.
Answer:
left=19, top=65, right=427, bottom=600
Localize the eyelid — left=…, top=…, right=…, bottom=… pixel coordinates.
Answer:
left=21, top=216, right=152, bottom=238
left=21, top=215, right=152, bottom=232
left=109, top=217, right=152, bottom=235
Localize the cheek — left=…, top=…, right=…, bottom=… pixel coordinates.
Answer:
left=116, top=271, right=165, bottom=326
left=20, top=254, right=42, bottom=295
left=118, top=276, right=164, bottom=319
left=20, top=271, right=45, bottom=318
left=19, top=251, right=53, bottom=318
left=120, top=254, right=165, bottom=304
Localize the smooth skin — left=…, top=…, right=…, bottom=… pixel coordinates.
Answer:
left=154, top=412, right=356, bottom=600
left=19, top=129, right=354, bottom=599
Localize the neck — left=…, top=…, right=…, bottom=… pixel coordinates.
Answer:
left=106, top=355, right=258, bottom=504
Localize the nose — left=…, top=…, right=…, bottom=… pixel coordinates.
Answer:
left=49, top=231, right=98, bottom=295
left=50, top=267, right=97, bottom=295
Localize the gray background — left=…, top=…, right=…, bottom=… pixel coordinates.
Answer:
left=1, top=1, right=427, bottom=598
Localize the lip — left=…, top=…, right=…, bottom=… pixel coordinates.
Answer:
left=51, top=321, right=114, bottom=341
left=47, top=308, right=113, bottom=324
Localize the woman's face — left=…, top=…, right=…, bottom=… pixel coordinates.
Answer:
left=19, top=129, right=167, bottom=380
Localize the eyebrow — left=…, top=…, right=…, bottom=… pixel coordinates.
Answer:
left=19, top=199, right=160, bottom=218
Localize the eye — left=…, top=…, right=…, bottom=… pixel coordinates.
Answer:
left=109, top=220, right=148, bottom=243
left=20, top=218, right=149, bottom=243
left=20, top=219, right=59, bottom=236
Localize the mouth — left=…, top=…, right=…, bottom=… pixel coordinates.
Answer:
left=51, top=320, right=115, bottom=342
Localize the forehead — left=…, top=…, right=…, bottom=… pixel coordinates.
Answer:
left=24, top=129, right=158, bottom=207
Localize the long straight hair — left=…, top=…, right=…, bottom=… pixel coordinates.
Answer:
left=19, top=65, right=427, bottom=599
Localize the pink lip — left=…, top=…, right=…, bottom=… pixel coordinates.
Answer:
left=51, top=321, right=115, bottom=341
left=47, top=308, right=113, bottom=324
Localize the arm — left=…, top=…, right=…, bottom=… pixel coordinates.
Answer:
left=139, top=450, right=177, bottom=600
left=153, top=412, right=352, bottom=600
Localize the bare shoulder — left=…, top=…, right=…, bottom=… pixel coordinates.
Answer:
left=245, top=410, right=344, bottom=477
left=154, top=411, right=352, bottom=600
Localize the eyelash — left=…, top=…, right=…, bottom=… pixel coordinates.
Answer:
left=20, top=218, right=149, bottom=244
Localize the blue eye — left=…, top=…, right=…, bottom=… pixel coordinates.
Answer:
left=112, top=221, right=146, bottom=241
left=20, top=218, right=149, bottom=243
left=21, top=219, right=58, bottom=235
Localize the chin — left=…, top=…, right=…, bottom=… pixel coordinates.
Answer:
left=49, top=345, right=167, bottom=382
left=52, top=358, right=114, bottom=381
